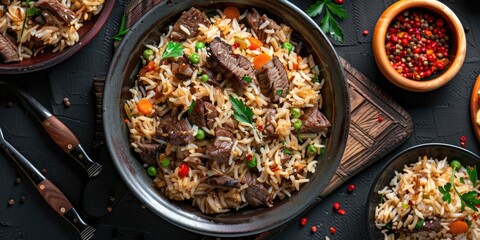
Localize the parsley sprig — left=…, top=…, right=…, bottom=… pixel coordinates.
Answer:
left=306, top=0, right=349, bottom=43
left=113, top=15, right=129, bottom=41
left=19, top=0, right=40, bottom=42
left=161, top=42, right=184, bottom=60
left=439, top=160, right=480, bottom=212
left=229, top=95, right=253, bottom=126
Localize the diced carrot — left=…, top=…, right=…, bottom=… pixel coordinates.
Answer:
left=223, top=6, right=240, bottom=20
left=137, top=98, right=153, bottom=115
left=450, top=220, right=468, bottom=235
left=253, top=53, right=272, bottom=70
left=248, top=37, right=263, bottom=50
left=146, top=61, right=155, bottom=72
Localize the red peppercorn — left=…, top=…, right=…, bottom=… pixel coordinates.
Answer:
left=378, top=115, right=383, bottom=123
left=435, top=61, right=445, bottom=71
left=311, top=225, right=317, bottom=233
left=461, top=141, right=466, bottom=148
left=337, top=209, right=346, bottom=215
left=330, top=226, right=337, bottom=234
left=460, top=135, right=467, bottom=142
left=333, top=202, right=340, bottom=210
left=300, top=217, right=307, bottom=226
left=333, top=0, right=344, bottom=4
left=362, top=29, right=369, bottom=36
left=401, top=38, right=409, bottom=47
left=347, top=184, right=356, bottom=192
left=233, top=43, right=240, bottom=49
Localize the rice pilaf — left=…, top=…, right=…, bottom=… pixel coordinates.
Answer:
left=375, top=156, right=480, bottom=239
left=125, top=7, right=330, bottom=214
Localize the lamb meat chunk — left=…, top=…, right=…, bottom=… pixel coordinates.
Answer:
left=207, top=175, right=241, bottom=189
left=35, top=0, right=76, bottom=24
left=204, top=101, right=218, bottom=129
left=299, top=107, right=331, bottom=133
left=245, top=8, right=280, bottom=42
left=170, top=7, right=210, bottom=41
left=136, top=142, right=160, bottom=165
left=403, top=218, right=442, bottom=233
left=208, top=37, right=255, bottom=94
left=257, top=55, right=289, bottom=102
left=157, top=115, right=192, bottom=145
left=263, top=109, right=278, bottom=140
left=245, top=182, right=273, bottom=207
left=206, top=127, right=233, bottom=164
left=171, top=57, right=195, bottom=80
left=0, top=34, right=20, bottom=63
left=183, top=156, right=202, bottom=167
left=187, top=99, right=206, bottom=128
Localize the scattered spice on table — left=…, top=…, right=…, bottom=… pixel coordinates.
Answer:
left=378, top=115, right=384, bottom=123
left=41, top=168, right=48, bottom=174
left=337, top=209, right=346, bottom=215
left=106, top=207, right=113, bottom=212
left=330, top=226, right=337, bottom=234
left=362, top=29, right=369, bottom=36
left=333, top=0, right=344, bottom=4
left=63, top=97, right=71, bottom=107
left=311, top=225, right=317, bottom=233
left=140, top=204, right=146, bottom=210
left=15, top=177, right=21, bottom=185
left=300, top=217, right=308, bottom=226
left=385, top=10, right=451, bottom=80
left=460, top=135, right=467, bottom=148
left=6, top=101, right=13, bottom=108
left=347, top=183, right=356, bottom=192
left=109, top=195, right=116, bottom=202
left=20, top=196, right=26, bottom=204
left=333, top=202, right=340, bottom=210
left=7, top=199, right=15, bottom=206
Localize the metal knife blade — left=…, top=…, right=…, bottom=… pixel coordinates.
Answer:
left=0, top=82, right=102, bottom=177
left=0, top=127, right=96, bottom=240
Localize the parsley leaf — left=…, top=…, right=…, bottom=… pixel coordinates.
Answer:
left=439, top=183, right=452, bottom=203
left=187, top=100, right=196, bottom=115
left=113, top=15, right=129, bottom=41
left=242, top=76, right=252, bottom=83
left=162, top=42, right=184, bottom=60
left=460, top=191, right=480, bottom=212
left=306, top=0, right=349, bottom=43
left=26, top=7, right=40, bottom=17
left=284, top=148, right=293, bottom=155
left=229, top=95, right=254, bottom=126
left=467, top=165, right=477, bottom=185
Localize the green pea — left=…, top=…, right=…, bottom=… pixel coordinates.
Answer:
left=247, top=156, right=257, bottom=168
left=161, top=157, right=170, bottom=167
left=196, top=129, right=205, bottom=140
left=200, top=74, right=209, bottom=82
left=293, top=119, right=302, bottom=131
left=195, top=41, right=205, bottom=51
left=143, top=49, right=154, bottom=60
left=147, top=165, right=157, bottom=177
left=189, top=53, right=200, bottom=64
left=451, top=160, right=462, bottom=171
left=307, top=144, right=317, bottom=154
left=282, top=42, right=293, bottom=53
left=290, top=108, right=301, bottom=118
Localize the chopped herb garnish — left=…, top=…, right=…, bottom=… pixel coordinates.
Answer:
left=284, top=148, right=293, bottom=155
left=19, top=0, right=32, bottom=42
left=26, top=7, right=41, bottom=17
left=313, top=75, right=319, bottom=83
left=187, top=100, right=196, bottom=115
left=113, top=15, right=129, bottom=41
left=275, top=89, right=283, bottom=95
left=162, top=42, right=184, bottom=60
left=242, top=76, right=252, bottom=83
left=415, top=219, right=424, bottom=230
left=460, top=177, right=465, bottom=184
left=467, top=165, right=477, bottom=185
left=229, top=95, right=254, bottom=126
left=386, top=222, right=392, bottom=230
left=439, top=161, right=480, bottom=212
left=306, top=0, right=349, bottom=43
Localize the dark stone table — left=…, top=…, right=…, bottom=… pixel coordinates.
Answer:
left=1, top=0, right=479, bottom=239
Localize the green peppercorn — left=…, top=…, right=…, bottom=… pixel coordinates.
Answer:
left=189, top=53, right=200, bottom=64
left=282, top=42, right=293, bottom=53
left=195, top=41, right=205, bottom=51
left=290, top=108, right=301, bottom=118
left=147, top=166, right=157, bottom=177
left=196, top=129, right=205, bottom=140
left=293, top=119, right=302, bottom=131
left=451, top=160, right=462, bottom=171
left=143, top=49, right=154, bottom=60
left=161, top=157, right=170, bottom=167
left=247, top=156, right=257, bottom=168
left=307, top=144, right=317, bottom=155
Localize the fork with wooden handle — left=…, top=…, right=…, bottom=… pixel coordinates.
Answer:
left=0, top=127, right=96, bottom=240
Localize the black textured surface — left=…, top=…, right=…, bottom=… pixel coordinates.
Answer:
left=0, top=0, right=479, bottom=239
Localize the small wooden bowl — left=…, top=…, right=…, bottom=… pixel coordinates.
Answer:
left=372, top=0, right=466, bottom=92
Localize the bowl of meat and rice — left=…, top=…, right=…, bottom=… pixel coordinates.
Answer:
left=103, top=0, right=350, bottom=237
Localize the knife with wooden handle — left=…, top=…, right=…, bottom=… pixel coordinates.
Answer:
left=2, top=82, right=102, bottom=178
left=0, top=127, right=96, bottom=240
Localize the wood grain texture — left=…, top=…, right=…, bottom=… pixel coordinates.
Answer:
left=319, top=58, right=413, bottom=198
left=42, top=116, right=80, bottom=152
left=36, top=179, right=74, bottom=216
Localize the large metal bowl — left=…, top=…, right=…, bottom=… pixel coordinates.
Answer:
left=103, top=0, right=349, bottom=237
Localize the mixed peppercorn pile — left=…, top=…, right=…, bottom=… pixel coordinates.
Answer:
left=386, top=9, right=451, bottom=80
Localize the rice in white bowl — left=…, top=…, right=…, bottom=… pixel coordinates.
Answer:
left=375, top=156, right=480, bottom=239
